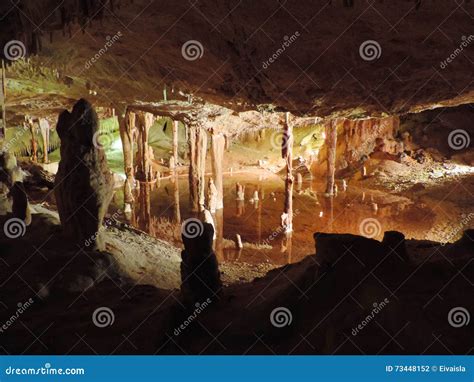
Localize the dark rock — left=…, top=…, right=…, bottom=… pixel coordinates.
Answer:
left=54, top=99, right=114, bottom=250
left=180, top=222, right=222, bottom=305
left=10, top=181, right=31, bottom=223
left=382, top=231, right=408, bottom=261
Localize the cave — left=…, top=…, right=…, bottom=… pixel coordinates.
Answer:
left=0, top=0, right=473, bottom=361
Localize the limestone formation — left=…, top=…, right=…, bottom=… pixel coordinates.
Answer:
left=282, top=112, right=294, bottom=233
left=206, top=178, right=218, bottom=213
left=171, top=120, right=179, bottom=170
left=0, top=152, right=32, bottom=225
left=235, top=182, right=245, bottom=201
left=211, top=132, right=225, bottom=209
left=180, top=220, right=221, bottom=305
left=325, top=119, right=337, bottom=195
left=120, top=110, right=136, bottom=206
left=54, top=99, right=114, bottom=250
left=38, top=118, right=50, bottom=163
left=135, top=112, right=156, bottom=182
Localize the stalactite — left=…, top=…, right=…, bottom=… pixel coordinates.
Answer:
left=0, top=60, right=6, bottom=141
left=172, top=177, right=181, bottom=223
left=135, top=112, right=155, bottom=182
left=171, top=120, right=179, bottom=170
left=188, top=124, right=199, bottom=211
left=325, top=119, right=337, bottom=195
left=196, top=126, right=208, bottom=210
left=281, top=112, right=294, bottom=233
left=120, top=109, right=136, bottom=205
left=211, top=131, right=225, bottom=210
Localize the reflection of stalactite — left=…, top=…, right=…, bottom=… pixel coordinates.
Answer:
left=172, top=177, right=181, bottom=223
left=214, top=209, right=224, bottom=262
left=136, top=183, right=153, bottom=235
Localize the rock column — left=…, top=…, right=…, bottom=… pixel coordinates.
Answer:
left=325, top=119, right=337, bottom=195
left=54, top=98, right=114, bottom=250
left=136, top=112, right=155, bottom=182
left=211, top=132, right=225, bottom=210
left=120, top=110, right=136, bottom=206
left=281, top=112, right=294, bottom=233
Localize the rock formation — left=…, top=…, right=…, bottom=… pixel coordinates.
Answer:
left=180, top=220, right=221, bottom=306
left=0, top=152, right=32, bottom=225
left=54, top=98, right=114, bottom=250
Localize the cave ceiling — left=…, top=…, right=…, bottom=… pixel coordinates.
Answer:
left=1, top=0, right=473, bottom=124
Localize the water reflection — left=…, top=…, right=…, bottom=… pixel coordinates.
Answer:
left=112, top=172, right=468, bottom=266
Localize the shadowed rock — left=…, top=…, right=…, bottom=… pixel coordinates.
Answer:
left=181, top=222, right=222, bottom=305
left=0, top=152, right=32, bottom=225
left=54, top=98, right=114, bottom=250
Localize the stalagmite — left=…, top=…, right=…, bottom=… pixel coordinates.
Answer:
left=25, top=117, right=38, bottom=163
left=172, top=120, right=179, bottom=170
left=211, top=132, right=225, bottom=210
left=38, top=118, right=50, bottom=163
left=296, top=172, right=303, bottom=185
left=206, top=177, right=218, bottom=213
left=281, top=112, right=294, bottom=233
left=236, top=182, right=245, bottom=200
left=136, top=112, right=155, bottom=182
left=235, top=233, right=243, bottom=249
left=325, top=119, right=337, bottom=195
left=54, top=99, right=114, bottom=250
left=180, top=217, right=221, bottom=306
left=253, top=190, right=259, bottom=201
left=371, top=202, right=378, bottom=213
left=342, top=179, right=347, bottom=192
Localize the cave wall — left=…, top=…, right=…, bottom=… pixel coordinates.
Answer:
left=400, top=104, right=473, bottom=164
left=312, top=116, right=400, bottom=177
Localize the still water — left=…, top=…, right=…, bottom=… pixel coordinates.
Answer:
left=111, top=171, right=468, bottom=266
